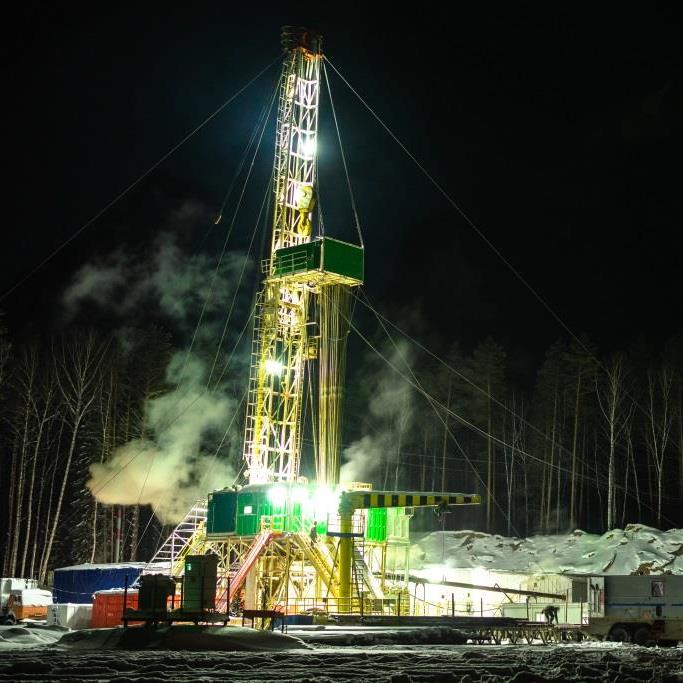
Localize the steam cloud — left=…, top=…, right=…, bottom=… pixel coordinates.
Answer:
left=87, top=354, right=237, bottom=524
left=340, top=341, right=414, bottom=486
left=68, top=201, right=250, bottom=523
left=63, top=209, right=250, bottom=343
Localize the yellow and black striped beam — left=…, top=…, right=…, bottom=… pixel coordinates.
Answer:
left=341, top=491, right=481, bottom=510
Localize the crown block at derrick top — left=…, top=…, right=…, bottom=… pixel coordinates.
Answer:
left=272, top=237, right=364, bottom=284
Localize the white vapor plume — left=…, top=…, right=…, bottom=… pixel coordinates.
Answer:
left=62, top=224, right=250, bottom=340
left=87, top=354, right=237, bottom=524
left=340, top=340, right=414, bottom=485
left=70, top=201, right=253, bottom=522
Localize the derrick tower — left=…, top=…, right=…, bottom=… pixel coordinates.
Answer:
left=147, top=29, right=480, bottom=620
left=244, top=26, right=360, bottom=487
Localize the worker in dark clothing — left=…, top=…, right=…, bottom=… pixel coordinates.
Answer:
left=309, top=523, right=318, bottom=544
left=542, top=605, right=559, bottom=624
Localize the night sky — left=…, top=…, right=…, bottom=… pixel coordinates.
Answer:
left=4, top=4, right=682, bottom=374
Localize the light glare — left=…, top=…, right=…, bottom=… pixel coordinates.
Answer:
left=300, top=137, right=316, bottom=158
left=267, top=486, right=287, bottom=507
left=264, top=359, right=284, bottom=376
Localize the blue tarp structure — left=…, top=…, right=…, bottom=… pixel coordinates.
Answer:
left=53, top=563, right=147, bottom=603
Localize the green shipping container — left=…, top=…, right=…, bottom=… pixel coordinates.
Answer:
left=273, top=237, right=363, bottom=283
left=207, top=490, right=237, bottom=535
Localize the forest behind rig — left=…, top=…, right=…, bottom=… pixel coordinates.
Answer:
left=1, top=323, right=682, bottom=580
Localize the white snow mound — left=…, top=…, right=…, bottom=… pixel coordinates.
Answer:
left=0, top=625, right=65, bottom=650
left=412, top=524, right=683, bottom=575
left=57, top=625, right=309, bottom=651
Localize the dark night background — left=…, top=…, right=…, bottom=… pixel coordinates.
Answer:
left=3, top=3, right=681, bottom=361
left=0, top=2, right=682, bottom=580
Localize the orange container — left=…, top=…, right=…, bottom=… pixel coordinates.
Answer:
left=91, top=589, right=140, bottom=628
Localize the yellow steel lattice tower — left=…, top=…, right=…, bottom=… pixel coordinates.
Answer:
left=244, top=28, right=322, bottom=484
left=243, top=28, right=364, bottom=488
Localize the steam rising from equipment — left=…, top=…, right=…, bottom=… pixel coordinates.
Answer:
left=87, top=355, right=237, bottom=523
left=64, top=202, right=250, bottom=524
left=340, top=341, right=414, bottom=485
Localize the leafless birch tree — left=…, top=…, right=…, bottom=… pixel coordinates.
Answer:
left=596, top=354, right=634, bottom=530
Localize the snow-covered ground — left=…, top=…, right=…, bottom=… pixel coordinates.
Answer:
left=412, top=524, right=683, bottom=576
left=1, top=630, right=682, bottom=681
left=4, top=526, right=683, bottom=679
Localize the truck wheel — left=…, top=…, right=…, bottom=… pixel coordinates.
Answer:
left=608, top=625, right=630, bottom=643
left=633, top=626, right=652, bottom=646
left=5, top=614, right=17, bottom=626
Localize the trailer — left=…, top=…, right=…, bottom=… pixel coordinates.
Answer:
left=577, top=574, right=683, bottom=645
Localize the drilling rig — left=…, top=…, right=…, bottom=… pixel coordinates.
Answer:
left=147, top=27, right=480, bottom=620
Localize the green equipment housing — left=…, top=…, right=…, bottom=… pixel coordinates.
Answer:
left=272, top=236, right=364, bottom=284
left=182, top=554, right=218, bottom=611
left=207, top=485, right=322, bottom=537
left=206, top=485, right=411, bottom=543
left=365, top=507, right=411, bottom=543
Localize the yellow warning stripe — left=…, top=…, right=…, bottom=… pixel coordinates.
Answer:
left=343, top=492, right=481, bottom=510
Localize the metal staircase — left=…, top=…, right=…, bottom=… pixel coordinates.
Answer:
left=299, top=536, right=339, bottom=598
left=143, top=501, right=207, bottom=575
left=228, top=531, right=278, bottom=602
left=353, top=540, right=385, bottom=600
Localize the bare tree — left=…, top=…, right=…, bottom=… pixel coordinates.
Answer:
left=38, top=418, right=65, bottom=578
left=502, top=395, right=525, bottom=536
left=19, top=357, right=55, bottom=576
left=645, top=365, right=674, bottom=527
left=91, top=366, right=115, bottom=562
left=8, top=346, right=40, bottom=575
left=596, top=354, right=634, bottom=530
left=40, top=331, right=108, bottom=582
left=564, top=337, right=597, bottom=529
left=0, top=326, right=10, bottom=389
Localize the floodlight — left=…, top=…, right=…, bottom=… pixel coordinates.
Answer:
left=264, top=359, right=284, bottom=376
left=300, top=137, right=316, bottom=158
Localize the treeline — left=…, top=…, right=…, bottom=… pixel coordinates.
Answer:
left=1, top=324, right=682, bottom=581
left=0, top=327, right=173, bottom=581
left=345, top=333, right=683, bottom=537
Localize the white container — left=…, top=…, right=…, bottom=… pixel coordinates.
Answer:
left=46, top=603, right=92, bottom=630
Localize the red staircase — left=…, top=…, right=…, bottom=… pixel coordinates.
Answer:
left=215, top=531, right=278, bottom=611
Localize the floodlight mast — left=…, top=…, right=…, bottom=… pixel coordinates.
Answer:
left=243, top=27, right=322, bottom=485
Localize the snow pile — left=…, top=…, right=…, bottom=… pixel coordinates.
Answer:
left=412, top=524, right=683, bottom=576
left=0, top=626, right=65, bottom=650
left=57, top=625, right=308, bottom=651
